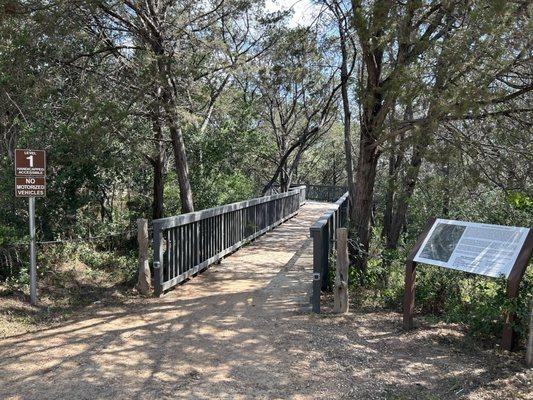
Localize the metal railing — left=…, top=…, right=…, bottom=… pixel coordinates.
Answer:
left=152, top=186, right=306, bottom=295
left=309, top=191, right=349, bottom=313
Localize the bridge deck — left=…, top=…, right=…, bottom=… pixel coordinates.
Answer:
left=0, top=202, right=334, bottom=399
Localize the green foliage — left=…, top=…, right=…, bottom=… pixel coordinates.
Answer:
left=507, top=192, right=533, bottom=213
left=75, top=243, right=137, bottom=284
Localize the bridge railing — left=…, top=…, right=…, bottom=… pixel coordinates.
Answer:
left=309, top=191, right=349, bottom=313
left=304, top=184, right=348, bottom=203
left=152, top=186, right=306, bottom=295
left=265, top=184, right=345, bottom=203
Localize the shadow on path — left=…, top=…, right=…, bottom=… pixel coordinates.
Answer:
left=0, top=202, right=528, bottom=399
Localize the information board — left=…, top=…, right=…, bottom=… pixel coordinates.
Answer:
left=15, top=177, right=46, bottom=197
left=413, top=219, right=530, bottom=278
left=15, top=149, right=46, bottom=177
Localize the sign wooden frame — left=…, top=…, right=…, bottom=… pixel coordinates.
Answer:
left=403, top=217, right=533, bottom=351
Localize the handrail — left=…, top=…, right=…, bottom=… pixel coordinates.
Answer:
left=154, top=188, right=304, bottom=230
left=152, top=186, right=306, bottom=295
left=309, top=191, right=350, bottom=313
left=310, top=192, right=349, bottom=232
left=296, top=184, right=347, bottom=203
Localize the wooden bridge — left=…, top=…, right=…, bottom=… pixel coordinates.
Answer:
left=150, top=185, right=348, bottom=312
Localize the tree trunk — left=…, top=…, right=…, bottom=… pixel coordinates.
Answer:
left=151, top=112, right=165, bottom=220
left=387, top=132, right=430, bottom=249
left=169, top=122, right=194, bottom=213
left=338, top=14, right=356, bottom=203
left=382, top=103, right=409, bottom=240
left=351, top=130, right=381, bottom=277
left=442, top=160, right=450, bottom=217
left=382, top=150, right=396, bottom=239
left=155, top=48, right=195, bottom=214
left=152, top=156, right=164, bottom=220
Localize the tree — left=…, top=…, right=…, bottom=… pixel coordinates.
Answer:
left=348, top=0, right=532, bottom=275
left=256, top=25, right=340, bottom=193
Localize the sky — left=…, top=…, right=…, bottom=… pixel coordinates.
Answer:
left=264, top=0, right=320, bottom=27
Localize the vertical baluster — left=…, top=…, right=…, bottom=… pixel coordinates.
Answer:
left=206, top=219, right=210, bottom=263
left=223, top=213, right=226, bottom=249
left=187, top=223, right=191, bottom=273
left=206, top=218, right=210, bottom=259
left=237, top=210, right=240, bottom=241
left=217, top=215, right=221, bottom=253
left=153, top=223, right=164, bottom=296
left=182, top=224, right=187, bottom=274
left=190, top=223, right=194, bottom=271
left=214, top=215, right=220, bottom=255
left=171, top=228, right=176, bottom=279
left=177, top=225, right=182, bottom=276
left=253, top=205, right=258, bottom=234
left=176, top=226, right=184, bottom=276
left=213, top=216, right=216, bottom=256
left=198, top=219, right=205, bottom=264
left=209, top=217, right=213, bottom=258
left=230, top=211, right=234, bottom=244
left=223, top=213, right=227, bottom=249
left=166, top=230, right=171, bottom=283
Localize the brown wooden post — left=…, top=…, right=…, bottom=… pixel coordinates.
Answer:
left=501, top=229, right=533, bottom=351
left=334, top=228, right=349, bottom=313
left=403, top=260, right=417, bottom=329
left=137, top=218, right=151, bottom=295
left=403, top=218, right=436, bottom=330
left=526, top=297, right=533, bottom=367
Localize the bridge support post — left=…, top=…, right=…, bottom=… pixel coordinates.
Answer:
left=334, top=228, right=349, bottom=314
left=311, top=224, right=328, bottom=313
left=137, top=218, right=151, bottom=295
left=311, top=229, right=322, bottom=313
left=527, top=298, right=533, bottom=367
left=153, top=222, right=164, bottom=297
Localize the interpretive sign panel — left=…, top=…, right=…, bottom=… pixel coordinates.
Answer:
left=413, top=219, right=530, bottom=278
left=15, top=177, right=46, bottom=197
left=15, top=149, right=46, bottom=177
left=405, top=217, right=533, bottom=352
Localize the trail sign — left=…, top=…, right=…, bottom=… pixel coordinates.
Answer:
left=15, top=177, right=46, bottom=197
left=14, top=148, right=46, bottom=306
left=15, top=149, right=46, bottom=177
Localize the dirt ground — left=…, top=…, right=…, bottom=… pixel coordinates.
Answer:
left=0, top=203, right=531, bottom=400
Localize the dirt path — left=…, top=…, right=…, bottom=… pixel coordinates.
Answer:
left=0, top=203, right=530, bottom=400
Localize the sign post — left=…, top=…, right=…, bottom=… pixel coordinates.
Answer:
left=15, top=149, right=46, bottom=306
left=404, top=218, right=532, bottom=352
left=29, top=197, right=37, bottom=305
